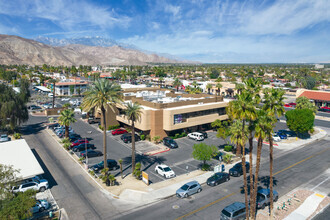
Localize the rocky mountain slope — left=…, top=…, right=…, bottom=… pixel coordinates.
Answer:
left=0, top=34, right=182, bottom=66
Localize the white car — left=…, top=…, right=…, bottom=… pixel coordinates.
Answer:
left=0, top=134, right=10, bottom=142
left=272, top=133, right=281, bottom=142
left=61, top=98, right=70, bottom=101
left=12, top=179, right=49, bottom=193
left=187, top=132, right=204, bottom=141
left=155, top=164, right=176, bottom=178
left=31, top=199, right=50, bottom=213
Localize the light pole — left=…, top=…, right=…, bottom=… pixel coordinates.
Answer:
left=85, top=137, right=88, bottom=170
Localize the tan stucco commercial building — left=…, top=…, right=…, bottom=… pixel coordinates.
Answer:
left=100, top=88, right=229, bottom=139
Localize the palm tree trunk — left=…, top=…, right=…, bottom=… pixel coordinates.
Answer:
left=241, top=144, right=249, bottom=220
left=248, top=132, right=254, bottom=216
left=176, top=86, right=179, bottom=92
left=251, top=137, right=263, bottom=218
left=101, top=107, right=108, bottom=169
left=131, top=121, right=136, bottom=173
left=52, top=83, right=55, bottom=108
left=269, top=133, right=274, bottom=219
left=65, top=125, right=69, bottom=138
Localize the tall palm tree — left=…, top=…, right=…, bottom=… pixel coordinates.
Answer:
left=263, top=88, right=285, bottom=218
left=173, top=78, right=182, bottom=92
left=82, top=79, right=122, bottom=169
left=206, top=83, right=213, bottom=94
left=48, top=78, right=58, bottom=108
left=215, top=83, right=222, bottom=96
left=124, top=102, right=143, bottom=172
left=58, top=109, right=76, bottom=138
left=230, top=120, right=249, bottom=220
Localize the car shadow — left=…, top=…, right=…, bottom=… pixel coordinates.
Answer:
left=31, top=149, right=57, bottom=188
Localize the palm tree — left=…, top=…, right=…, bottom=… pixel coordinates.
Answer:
left=192, top=81, right=199, bottom=89
left=263, top=88, right=285, bottom=218
left=173, top=78, right=182, bottom=92
left=82, top=79, right=122, bottom=169
left=48, top=78, right=58, bottom=108
left=235, top=83, right=245, bottom=95
left=216, top=83, right=222, bottom=96
left=124, top=102, right=143, bottom=172
left=206, top=83, right=213, bottom=94
left=159, top=77, right=164, bottom=88
left=230, top=120, right=249, bottom=220
left=58, top=109, right=76, bottom=138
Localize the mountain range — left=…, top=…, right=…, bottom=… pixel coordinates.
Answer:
left=0, top=35, right=188, bottom=66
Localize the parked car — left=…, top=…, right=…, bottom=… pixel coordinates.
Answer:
left=256, top=188, right=279, bottom=209
left=120, top=133, right=140, bottom=143
left=12, top=179, right=49, bottom=193
left=61, top=98, right=70, bottom=101
left=220, top=202, right=246, bottom=220
left=80, top=149, right=103, bottom=158
left=229, top=162, right=250, bottom=177
left=272, top=133, right=281, bottom=142
left=68, top=133, right=81, bottom=142
left=48, top=93, right=53, bottom=98
left=72, top=143, right=96, bottom=152
left=284, top=104, right=292, bottom=108
left=87, top=117, right=101, bottom=124
left=275, top=131, right=287, bottom=139
left=71, top=139, right=89, bottom=148
left=155, top=164, right=176, bottom=178
left=187, top=132, right=204, bottom=141
left=31, top=199, right=50, bottom=213
left=0, top=134, right=10, bottom=142
left=198, top=131, right=208, bottom=138
left=163, top=137, right=178, bottom=149
left=89, top=159, right=119, bottom=172
left=176, top=181, right=202, bottom=198
left=278, top=129, right=296, bottom=137
left=206, top=172, right=230, bottom=186
left=112, top=128, right=128, bottom=135
left=289, top=102, right=296, bottom=106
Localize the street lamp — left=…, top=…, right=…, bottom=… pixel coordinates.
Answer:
left=85, top=136, right=88, bottom=169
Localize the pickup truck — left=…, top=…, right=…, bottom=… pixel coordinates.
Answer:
left=88, top=117, right=101, bottom=124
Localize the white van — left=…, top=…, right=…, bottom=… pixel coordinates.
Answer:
left=187, top=132, right=205, bottom=141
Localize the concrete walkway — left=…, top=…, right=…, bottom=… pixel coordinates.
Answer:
left=285, top=193, right=326, bottom=220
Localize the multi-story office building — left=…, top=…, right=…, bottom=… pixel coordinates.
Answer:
left=99, top=88, right=229, bottom=138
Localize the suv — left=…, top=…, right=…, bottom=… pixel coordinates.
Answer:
left=256, top=188, right=279, bottom=209
left=163, top=137, right=178, bottom=149
left=220, top=202, right=246, bottom=220
left=121, top=133, right=140, bottom=143
left=13, top=179, right=49, bottom=193
left=89, top=159, right=119, bottom=172
left=88, top=117, right=101, bottom=124
left=229, top=162, right=250, bottom=177
left=187, top=132, right=204, bottom=141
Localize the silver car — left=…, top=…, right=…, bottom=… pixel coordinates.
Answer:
left=220, top=202, right=246, bottom=220
left=0, top=134, right=10, bottom=142
left=176, top=181, right=202, bottom=198
left=31, top=199, right=50, bottom=213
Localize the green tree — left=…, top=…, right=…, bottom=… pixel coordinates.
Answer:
left=173, top=78, right=182, bottom=92
left=212, top=120, right=231, bottom=145
left=305, top=76, right=316, bottom=90
left=285, top=109, right=314, bottom=135
left=192, top=143, right=217, bottom=166
left=206, top=83, right=213, bottom=94
left=69, top=85, right=75, bottom=95
left=0, top=164, right=36, bottom=220
left=58, top=109, right=76, bottom=138
left=124, top=102, right=143, bottom=172
left=48, top=78, right=58, bottom=108
left=296, top=96, right=318, bottom=114
left=19, top=78, right=31, bottom=103
left=82, top=79, right=122, bottom=169
left=215, top=83, right=222, bottom=96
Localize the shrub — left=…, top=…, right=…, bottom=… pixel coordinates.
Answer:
left=146, top=134, right=151, bottom=141
left=174, top=133, right=180, bottom=139
left=152, top=136, right=161, bottom=144
left=140, top=134, right=145, bottom=140
left=61, top=138, right=70, bottom=144
left=89, top=170, right=95, bottom=176
left=108, top=125, right=120, bottom=130
left=99, top=125, right=104, bottom=130
left=224, top=145, right=233, bottom=152
left=63, top=143, right=71, bottom=150
left=181, top=132, right=187, bottom=137
left=13, top=133, right=21, bottom=139
left=223, top=154, right=232, bottom=164
left=126, top=128, right=131, bottom=133
left=78, top=157, right=84, bottom=163
left=133, top=162, right=142, bottom=179
left=201, top=164, right=211, bottom=171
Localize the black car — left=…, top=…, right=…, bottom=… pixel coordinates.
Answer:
left=207, top=172, right=230, bottom=186
left=163, top=137, right=178, bottom=149
left=88, top=117, right=101, bottom=124
left=278, top=129, right=296, bottom=137
left=72, top=143, right=95, bottom=152
left=80, top=150, right=102, bottom=158
left=198, top=131, right=208, bottom=138
left=229, top=162, right=250, bottom=177
left=68, top=133, right=81, bottom=142
left=89, top=159, right=119, bottom=172
left=120, top=133, right=140, bottom=143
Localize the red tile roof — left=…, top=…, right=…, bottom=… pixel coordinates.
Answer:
left=299, top=91, right=330, bottom=102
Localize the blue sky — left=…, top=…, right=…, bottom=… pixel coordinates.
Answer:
left=0, top=0, right=329, bottom=63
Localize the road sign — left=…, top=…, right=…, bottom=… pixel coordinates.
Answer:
left=142, top=171, right=149, bottom=185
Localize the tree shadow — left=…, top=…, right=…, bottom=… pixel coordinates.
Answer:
left=121, top=154, right=167, bottom=174
left=20, top=122, right=45, bottom=135
left=259, top=175, right=278, bottom=189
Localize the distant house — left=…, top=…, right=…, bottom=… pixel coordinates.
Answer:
left=296, top=89, right=330, bottom=107
left=54, top=80, right=89, bottom=96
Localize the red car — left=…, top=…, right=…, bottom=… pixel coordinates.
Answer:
left=70, top=139, right=89, bottom=148
left=289, top=102, right=296, bottom=106
left=111, top=129, right=128, bottom=135
left=284, top=104, right=292, bottom=108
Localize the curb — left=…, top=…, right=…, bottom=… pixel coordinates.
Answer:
left=44, top=128, right=120, bottom=200
left=144, top=147, right=170, bottom=156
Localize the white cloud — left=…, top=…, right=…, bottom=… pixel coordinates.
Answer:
left=165, top=4, right=181, bottom=18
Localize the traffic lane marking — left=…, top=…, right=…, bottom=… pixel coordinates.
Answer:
left=175, top=147, right=330, bottom=220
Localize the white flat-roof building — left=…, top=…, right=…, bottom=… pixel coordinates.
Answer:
left=0, top=139, right=44, bottom=180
